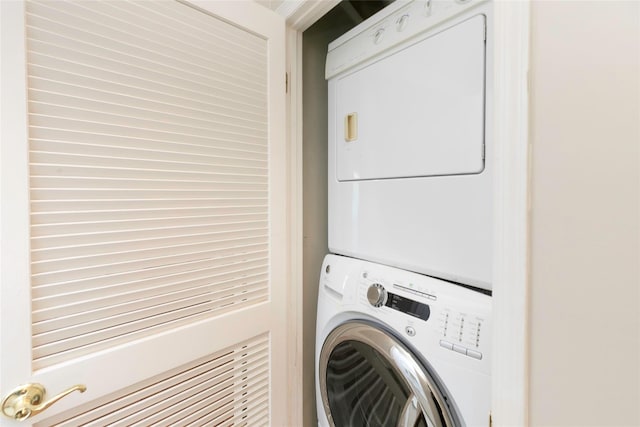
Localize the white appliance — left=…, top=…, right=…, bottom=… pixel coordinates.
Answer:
left=316, top=254, right=492, bottom=426
left=326, top=0, right=494, bottom=290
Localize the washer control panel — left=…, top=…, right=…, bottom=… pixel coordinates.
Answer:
left=384, top=291, right=431, bottom=321
left=349, top=255, right=491, bottom=363
left=320, top=254, right=492, bottom=378
left=438, top=308, right=487, bottom=359
left=366, top=283, right=431, bottom=320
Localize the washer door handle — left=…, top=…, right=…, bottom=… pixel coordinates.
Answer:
left=399, top=394, right=420, bottom=427
left=391, top=346, right=448, bottom=427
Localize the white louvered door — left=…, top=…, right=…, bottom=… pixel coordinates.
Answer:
left=0, top=1, right=288, bottom=425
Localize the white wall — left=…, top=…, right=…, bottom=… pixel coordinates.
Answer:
left=529, top=1, right=639, bottom=425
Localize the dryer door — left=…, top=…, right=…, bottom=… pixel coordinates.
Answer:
left=333, top=15, right=487, bottom=182
left=319, top=321, right=460, bottom=427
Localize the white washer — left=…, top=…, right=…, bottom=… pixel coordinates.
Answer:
left=316, top=254, right=492, bottom=427
left=327, top=0, right=494, bottom=290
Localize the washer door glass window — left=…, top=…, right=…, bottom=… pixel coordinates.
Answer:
left=319, top=321, right=458, bottom=427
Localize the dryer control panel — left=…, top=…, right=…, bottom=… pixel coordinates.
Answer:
left=326, top=0, right=489, bottom=79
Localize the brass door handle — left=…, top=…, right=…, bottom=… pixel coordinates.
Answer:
left=1, top=383, right=86, bottom=421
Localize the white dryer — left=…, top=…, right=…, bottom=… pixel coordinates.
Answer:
left=326, top=0, right=494, bottom=290
left=316, top=254, right=492, bottom=427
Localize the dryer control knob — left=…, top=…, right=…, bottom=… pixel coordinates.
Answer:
left=367, top=283, right=387, bottom=307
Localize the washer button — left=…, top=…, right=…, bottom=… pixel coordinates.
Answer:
left=467, top=349, right=483, bottom=360
left=439, top=340, right=453, bottom=350
left=453, top=344, right=467, bottom=355
left=405, top=326, right=416, bottom=337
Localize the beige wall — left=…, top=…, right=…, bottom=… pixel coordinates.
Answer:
left=254, top=0, right=284, bottom=12
left=301, top=26, right=328, bottom=427
left=529, top=1, right=639, bottom=425
left=302, top=8, right=357, bottom=426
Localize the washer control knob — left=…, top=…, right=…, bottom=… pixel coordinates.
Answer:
left=367, top=283, right=387, bottom=307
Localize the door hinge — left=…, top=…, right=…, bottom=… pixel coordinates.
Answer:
left=285, top=72, right=289, bottom=93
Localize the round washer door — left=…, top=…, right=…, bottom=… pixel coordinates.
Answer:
left=319, top=321, right=460, bottom=427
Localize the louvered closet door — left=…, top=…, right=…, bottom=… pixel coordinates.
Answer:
left=0, top=1, right=287, bottom=426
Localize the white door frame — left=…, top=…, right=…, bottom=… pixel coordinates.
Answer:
left=281, top=1, right=531, bottom=426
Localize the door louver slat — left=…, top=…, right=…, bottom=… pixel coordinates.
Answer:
left=31, top=206, right=268, bottom=224
left=28, top=0, right=266, bottom=65
left=31, top=230, right=268, bottom=267
left=26, top=34, right=267, bottom=95
left=33, top=256, right=267, bottom=302
left=33, top=290, right=268, bottom=366
left=29, top=138, right=268, bottom=162
left=26, top=0, right=270, bottom=370
left=32, top=199, right=268, bottom=213
left=31, top=163, right=268, bottom=182
left=32, top=214, right=268, bottom=236
left=33, top=278, right=268, bottom=339
left=32, top=253, right=268, bottom=301
left=26, top=3, right=267, bottom=91
left=31, top=239, right=268, bottom=287
left=36, top=335, right=270, bottom=427
left=32, top=221, right=268, bottom=250
left=29, top=127, right=268, bottom=156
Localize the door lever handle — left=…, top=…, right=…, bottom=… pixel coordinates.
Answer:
left=1, top=383, right=86, bottom=421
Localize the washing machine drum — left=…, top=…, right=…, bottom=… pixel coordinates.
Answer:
left=319, top=321, right=461, bottom=427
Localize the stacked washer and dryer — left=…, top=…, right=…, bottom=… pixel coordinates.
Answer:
left=315, top=1, right=494, bottom=426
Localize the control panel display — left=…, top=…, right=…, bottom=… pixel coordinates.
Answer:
left=384, top=292, right=430, bottom=321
